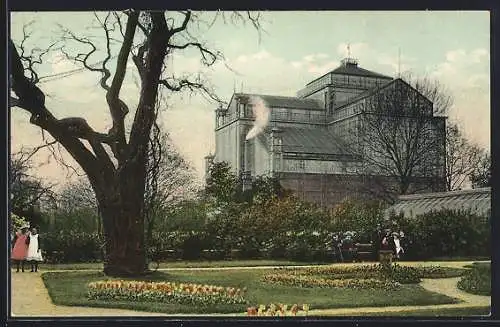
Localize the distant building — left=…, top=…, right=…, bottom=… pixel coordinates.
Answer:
left=208, top=58, right=446, bottom=207
left=386, top=187, right=491, bottom=219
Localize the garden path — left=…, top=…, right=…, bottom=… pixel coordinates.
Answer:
left=10, top=261, right=490, bottom=317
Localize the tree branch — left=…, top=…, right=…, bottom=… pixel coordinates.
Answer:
left=59, top=25, right=112, bottom=91
left=105, top=10, right=139, bottom=162
left=10, top=39, right=112, bottom=185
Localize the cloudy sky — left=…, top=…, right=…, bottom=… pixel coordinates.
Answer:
left=10, top=11, right=490, bottom=187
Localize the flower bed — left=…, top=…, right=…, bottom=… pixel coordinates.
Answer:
left=417, top=265, right=466, bottom=279
left=273, top=264, right=420, bottom=283
left=247, top=303, right=310, bottom=316
left=263, top=263, right=449, bottom=288
left=87, top=280, right=247, bottom=305
left=262, top=273, right=400, bottom=290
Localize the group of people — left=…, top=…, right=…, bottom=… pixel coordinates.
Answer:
left=380, top=230, right=405, bottom=259
left=332, top=228, right=407, bottom=263
left=11, top=226, right=43, bottom=272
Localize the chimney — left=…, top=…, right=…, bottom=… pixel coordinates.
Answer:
left=270, top=127, right=283, bottom=175
left=242, top=139, right=252, bottom=191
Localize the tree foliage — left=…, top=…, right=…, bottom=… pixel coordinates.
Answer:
left=204, top=161, right=240, bottom=205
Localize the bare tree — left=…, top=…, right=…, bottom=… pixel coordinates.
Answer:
left=354, top=76, right=449, bottom=201
left=10, top=10, right=262, bottom=276
left=10, top=149, right=57, bottom=226
left=144, top=123, right=197, bottom=256
left=469, top=151, right=491, bottom=189
left=57, top=177, right=97, bottom=212
left=445, top=123, right=484, bottom=191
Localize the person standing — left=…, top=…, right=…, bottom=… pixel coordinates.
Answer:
left=332, top=234, right=344, bottom=263
left=381, top=230, right=391, bottom=250
left=26, top=227, right=43, bottom=272
left=11, top=227, right=30, bottom=272
left=393, top=232, right=404, bottom=260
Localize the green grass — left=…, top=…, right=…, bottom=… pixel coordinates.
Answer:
left=457, top=262, right=491, bottom=296
left=40, top=260, right=315, bottom=271
left=430, top=256, right=490, bottom=262
left=463, top=262, right=491, bottom=269
left=41, top=268, right=460, bottom=314
left=346, top=306, right=490, bottom=317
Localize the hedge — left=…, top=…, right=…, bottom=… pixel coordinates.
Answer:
left=40, top=200, right=490, bottom=263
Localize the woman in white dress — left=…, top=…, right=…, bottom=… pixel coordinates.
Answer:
left=392, top=232, right=404, bottom=259
left=26, top=227, right=43, bottom=272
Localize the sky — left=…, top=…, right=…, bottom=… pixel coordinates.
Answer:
left=10, top=11, right=490, bottom=188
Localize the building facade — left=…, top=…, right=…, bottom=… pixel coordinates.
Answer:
left=208, top=58, right=446, bottom=207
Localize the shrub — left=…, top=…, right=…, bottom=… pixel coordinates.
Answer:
left=87, top=280, right=247, bottom=305
left=457, top=262, right=491, bottom=296
left=43, top=231, right=103, bottom=263
left=11, top=214, right=29, bottom=233
left=392, top=209, right=490, bottom=260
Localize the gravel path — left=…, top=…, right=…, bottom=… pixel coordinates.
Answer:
left=10, top=261, right=490, bottom=317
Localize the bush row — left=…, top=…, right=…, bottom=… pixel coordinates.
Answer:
left=40, top=198, right=490, bottom=263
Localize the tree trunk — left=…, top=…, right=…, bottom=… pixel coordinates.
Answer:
left=98, top=164, right=148, bottom=277
left=100, top=200, right=147, bottom=276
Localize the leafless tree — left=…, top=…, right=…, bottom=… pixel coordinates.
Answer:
left=470, top=151, right=491, bottom=189
left=10, top=10, right=262, bottom=276
left=57, top=177, right=97, bottom=213
left=144, top=122, right=198, bottom=255
left=445, top=123, right=484, bottom=191
left=351, top=76, right=450, bottom=202
left=10, top=147, right=57, bottom=225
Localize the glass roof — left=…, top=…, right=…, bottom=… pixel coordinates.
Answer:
left=387, top=187, right=491, bottom=218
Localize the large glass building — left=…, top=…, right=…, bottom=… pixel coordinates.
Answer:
left=208, top=57, right=446, bottom=207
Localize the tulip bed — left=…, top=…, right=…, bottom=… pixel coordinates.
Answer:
left=263, top=264, right=466, bottom=288
left=247, top=303, right=310, bottom=316
left=87, top=280, right=247, bottom=305
left=278, top=264, right=465, bottom=279
left=262, top=273, right=400, bottom=289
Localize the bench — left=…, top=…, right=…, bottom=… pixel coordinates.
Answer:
left=353, top=243, right=374, bottom=262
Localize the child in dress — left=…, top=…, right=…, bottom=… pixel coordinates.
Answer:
left=11, top=227, right=29, bottom=272
left=26, top=227, right=43, bottom=272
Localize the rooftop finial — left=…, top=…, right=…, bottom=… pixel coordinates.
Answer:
left=341, top=42, right=358, bottom=67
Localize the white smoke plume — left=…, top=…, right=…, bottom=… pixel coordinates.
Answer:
left=245, top=96, right=270, bottom=140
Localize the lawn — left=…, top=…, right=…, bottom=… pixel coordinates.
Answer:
left=41, top=268, right=460, bottom=315
left=40, top=259, right=316, bottom=271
